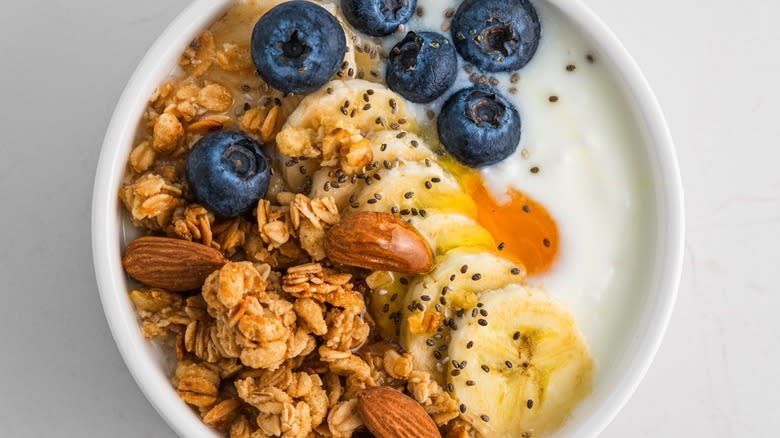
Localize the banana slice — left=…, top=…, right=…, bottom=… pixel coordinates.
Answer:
left=307, top=166, right=355, bottom=208
left=447, top=285, right=594, bottom=438
left=276, top=80, right=416, bottom=159
left=353, top=161, right=476, bottom=216
left=277, top=80, right=417, bottom=190
left=365, top=271, right=413, bottom=340
left=408, top=212, right=495, bottom=255
left=368, top=130, right=434, bottom=163
left=400, top=249, right=526, bottom=382
left=367, top=216, right=496, bottom=341
left=307, top=130, right=435, bottom=207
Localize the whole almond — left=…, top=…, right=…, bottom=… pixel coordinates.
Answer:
left=357, top=387, right=441, bottom=438
left=122, top=236, right=227, bottom=292
left=324, top=212, right=433, bottom=273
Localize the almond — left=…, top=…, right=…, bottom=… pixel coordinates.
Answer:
left=122, top=236, right=227, bottom=292
left=324, top=212, right=433, bottom=274
left=357, top=387, right=441, bottom=438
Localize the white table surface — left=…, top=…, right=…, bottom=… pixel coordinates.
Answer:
left=0, top=0, right=777, bottom=436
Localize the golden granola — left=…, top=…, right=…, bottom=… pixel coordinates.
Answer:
left=118, top=4, right=464, bottom=437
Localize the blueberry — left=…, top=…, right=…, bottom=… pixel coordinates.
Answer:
left=437, top=87, right=521, bottom=167
left=386, top=32, right=458, bottom=103
left=341, top=0, right=417, bottom=37
left=186, top=132, right=270, bottom=218
left=451, top=0, right=541, bottom=72
left=251, top=1, right=346, bottom=94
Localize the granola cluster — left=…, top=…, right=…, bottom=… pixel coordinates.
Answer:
left=130, top=261, right=459, bottom=437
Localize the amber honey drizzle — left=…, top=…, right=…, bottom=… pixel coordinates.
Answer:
left=463, top=173, right=560, bottom=276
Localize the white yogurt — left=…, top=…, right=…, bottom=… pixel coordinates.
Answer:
left=400, top=1, right=656, bottom=371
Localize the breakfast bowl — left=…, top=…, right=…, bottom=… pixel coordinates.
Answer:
left=92, top=0, right=684, bottom=437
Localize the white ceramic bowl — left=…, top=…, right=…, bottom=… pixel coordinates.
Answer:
left=92, top=0, right=684, bottom=436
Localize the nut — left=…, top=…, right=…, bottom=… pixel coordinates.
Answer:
left=122, top=236, right=227, bottom=291
left=357, top=386, right=441, bottom=438
left=324, top=212, right=433, bottom=274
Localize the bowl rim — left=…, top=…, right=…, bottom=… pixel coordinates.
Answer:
left=91, top=0, right=684, bottom=437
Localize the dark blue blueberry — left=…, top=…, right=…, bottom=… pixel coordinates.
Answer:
left=186, top=132, right=270, bottom=218
left=437, top=87, right=521, bottom=167
left=251, top=1, right=346, bottom=94
left=341, top=0, right=417, bottom=37
left=451, top=0, right=541, bottom=72
left=386, top=31, right=458, bottom=103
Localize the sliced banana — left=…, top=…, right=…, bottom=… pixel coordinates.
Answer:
left=408, top=212, right=495, bottom=255
left=277, top=80, right=418, bottom=190
left=307, top=130, right=435, bottom=208
left=400, top=249, right=526, bottom=382
left=447, top=285, right=594, bottom=438
left=352, top=161, right=476, bottom=216
left=364, top=271, right=413, bottom=340
left=367, top=218, right=496, bottom=342
left=307, top=166, right=356, bottom=208
left=276, top=80, right=416, bottom=158
left=368, top=130, right=434, bottom=163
